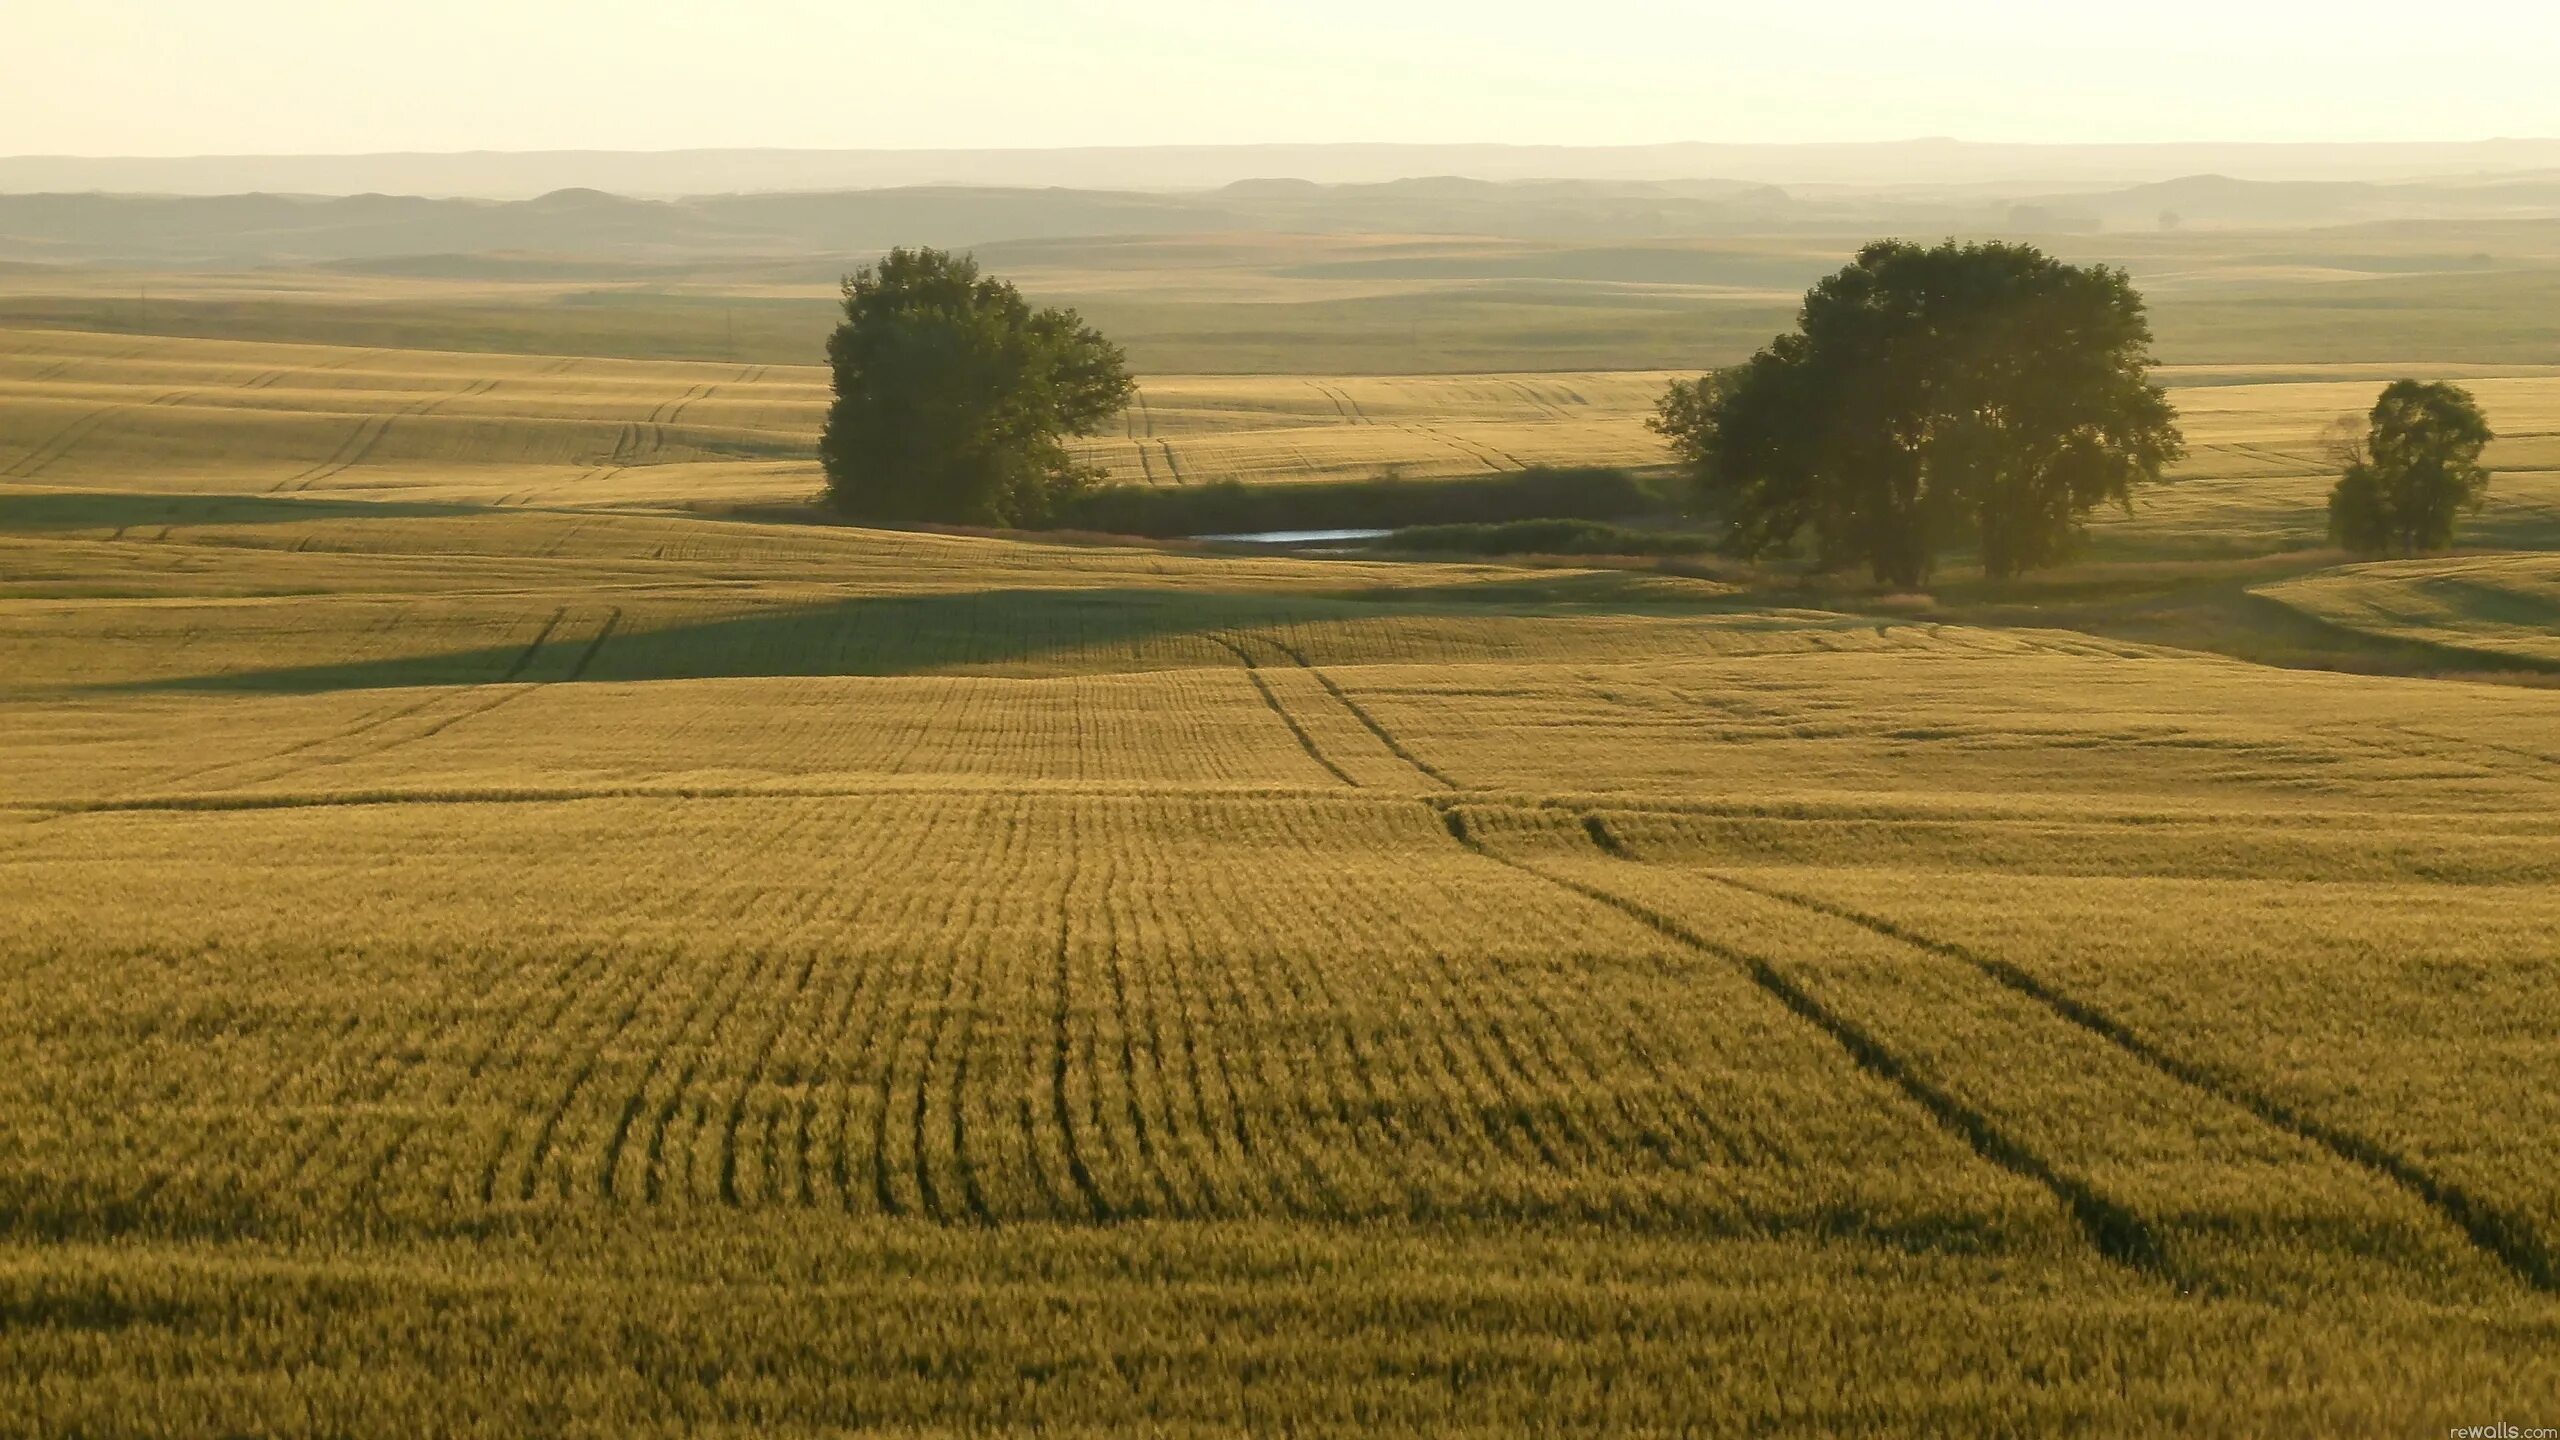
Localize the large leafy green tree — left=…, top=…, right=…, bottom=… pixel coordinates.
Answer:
left=2326, top=380, right=2496, bottom=557
left=1653, top=240, right=2185, bottom=586
left=820, top=247, right=1134, bottom=526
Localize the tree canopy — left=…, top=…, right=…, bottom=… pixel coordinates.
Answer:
left=819, top=247, right=1134, bottom=526
left=2326, top=380, right=2496, bottom=557
left=1652, top=239, right=2185, bottom=586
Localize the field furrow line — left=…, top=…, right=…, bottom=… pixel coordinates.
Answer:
left=419, top=943, right=631, bottom=1207
left=906, top=922, right=971, bottom=1224
left=1679, top=855, right=2560, bottom=1294
left=117, top=683, right=449, bottom=797
left=864, top=948, right=932, bottom=1216
left=796, top=807, right=961, bottom=1209
left=492, top=607, right=569, bottom=682
left=1387, top=919, right=1553, bottom=1197
left=1263, top=636, right=1458, bottom=788
left=538, top=520, right=592, bottom=557
left=940, top=924, right=1000, bottom=1224
left=457, top=946, right=642, bottom=1205
left=1421, top=940, right=1611, bottom=1183
left=129, top=1013, right=365, bottom=1216
left=647, top=382, right=713, bottom=427
left=1231, top=882, right=1432, bottom=1214
left=1225, top=935, right=1363, bottom=1217
left=245, top=917, right=555, bottom=1199
left=1503, top=377, right=1568, bottom=419
left=644, top=938, right=796, bottom=1205
left=258, top=929, right=547, bottom=1208
left=1168, top=824, right=1318, bottom=1214
left=271, top=413, right=386, bottom=492
left=792, top=936, right=884, bottom=1209
left=1199, top=847, right=1408, bottom=1216
left=523, top=965, right=718, bottom=1204
left=1090, top=837, right=1183, bottom=1218
left=1119, top=838, right=1240, bottom=1214
left=3, top=402, right=139, bottom=479
left=408, top=374, right=502, bottom=417
left=1471, top=840, right=1687, bottom=1161
left=589, top=941, right=759, bottom=1206
left=1107, top=821, right=1224, bottom=1215
left=493, top=829, right=789, bottom=1206
left=2375, top=723, right=2560, bottom=777
left=862, top=801, right=1007, bottom=1218
left=1445, top=805, right=2173, bottom=1276
left=1209, top=635, right=1359, bottom=786
left=1412, top=423, right=1516, bottom=473
left=824, top=904, right=938, bottom=1214
left=736, top=819, right=939, bottom=1210
left=1045, top=819, right=1111, bottom=1220
left=659, top=383, right=715, bottom=428
left=715, top=946, right=825, bottom=1208
left=563, top=607, right=623, bottom=682
left=1128, top=803, right=1279, bottom=1212
left=912, top=796, right=1043, bottom=1222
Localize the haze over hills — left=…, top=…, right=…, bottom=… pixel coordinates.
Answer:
left=9, top=139, right=2560, bottom=200
left=11, top=170, right=2560, bottom=267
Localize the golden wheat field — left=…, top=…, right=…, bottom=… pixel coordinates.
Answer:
left=4, top=324, right=2560, bottom=1435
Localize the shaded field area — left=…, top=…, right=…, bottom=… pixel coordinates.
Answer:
left=5, top=317, right=2560, bottom=1432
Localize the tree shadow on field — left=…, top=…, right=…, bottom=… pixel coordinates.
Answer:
left=0, top=490, right=486, bottom=534
left=111, top=568, right=1763, bottom=695
left=110, top=587, right=1363, bottom=693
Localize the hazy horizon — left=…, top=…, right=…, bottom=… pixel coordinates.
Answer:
left=10, top=1, right=2557, bottom=159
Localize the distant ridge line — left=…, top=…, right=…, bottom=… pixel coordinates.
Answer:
left=8, top=139, right=2560, bottom=200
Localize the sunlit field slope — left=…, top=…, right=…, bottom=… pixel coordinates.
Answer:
left=2256, top=553, right=2560, bottom=665
left=4, top=320, right=2560, bottom=1433
left=7, top=328, right=2560, bottom=556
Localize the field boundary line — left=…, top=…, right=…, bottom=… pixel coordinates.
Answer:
left=1635, top=833, right=2559, bottom=1295
left=1441, top=803, right=2175, bottom=1278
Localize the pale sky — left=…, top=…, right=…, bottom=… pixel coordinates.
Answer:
left=6, top=0, right=2554, bottom=155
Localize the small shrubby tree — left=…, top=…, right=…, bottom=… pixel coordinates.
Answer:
left=2325, top=380, right=2495, bottom=557
left=1652, top=239, right=2185, bottom=586
left=820, top=247, right=1134, bottom=526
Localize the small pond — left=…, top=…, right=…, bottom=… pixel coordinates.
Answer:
left=1190, top=528, right=1393, bottom=545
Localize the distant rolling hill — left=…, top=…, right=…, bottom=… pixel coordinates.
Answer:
left=11, top=169, right=2560, bottom=267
